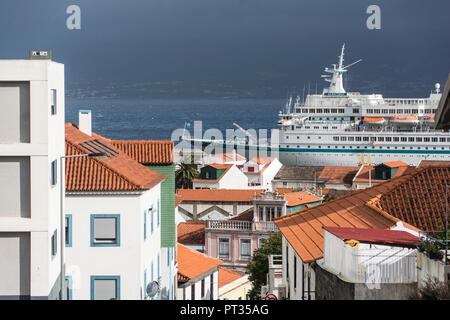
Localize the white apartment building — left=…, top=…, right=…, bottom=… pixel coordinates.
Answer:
left=0, top=51, right=65, bottom=299
left=64, top=115, right=172, bottom=300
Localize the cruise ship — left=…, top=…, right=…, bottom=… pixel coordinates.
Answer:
left=185, top=44, right=450, bottom=166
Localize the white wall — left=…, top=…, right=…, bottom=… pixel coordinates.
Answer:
left=65, top=184, right=163, bottom=300
left=282, top=237, right=316, bottom=300
left=177, top=270, right=219, bottom=300
left=0, top=59, right=65, bottom=299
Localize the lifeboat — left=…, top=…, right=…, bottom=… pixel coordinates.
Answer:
left=363, top=117, right=385, bottom=125
left=390, top=115, right=419, bottom=125
left=423, top=115, right=435, bottom=124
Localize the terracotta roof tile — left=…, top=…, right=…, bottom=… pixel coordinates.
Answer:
left=111, top=140, right=173, bottom=165
left=177, top=189, right=263, bottom=202
left=218, top=267, right=245, bottom=288
left=318, top=166, right=359, bottom=185
left=177, top=221, right=206, bottom=245
left=383, top=161, right=409, bottom=168
left=65, top=123, right=166, bottom=192
left=324, top=226, right=419, bottom=247
left=177, top=243, right=223, bottom=280
left=275, top=165, right=450, bottom=263
left=193, top=164, right=234, bottom=182
left=284, top=191, right=322, bottom=207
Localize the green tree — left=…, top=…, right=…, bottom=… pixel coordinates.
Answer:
left=175, top=156, right=199, bottom=189
left=246, top=232, right=282, bottom=300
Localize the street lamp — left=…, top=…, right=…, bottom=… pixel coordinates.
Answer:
left=59, top=152, right=106, bottom=300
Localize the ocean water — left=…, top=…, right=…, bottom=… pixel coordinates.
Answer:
left=65, top=97, right=285, bottom=140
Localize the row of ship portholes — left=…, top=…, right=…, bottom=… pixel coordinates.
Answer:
left=284, top=145, right=450, bottom=151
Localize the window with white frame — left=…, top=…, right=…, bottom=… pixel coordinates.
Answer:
left=258, top=237, right=268, bottom=248
left=240, top=238, right=251, bottom=260
left=218, top=238, right=230, bottom=260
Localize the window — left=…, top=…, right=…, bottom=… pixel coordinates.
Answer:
left=386, top=137, right=392, bottom=142
left=143, top=269, right=147, bottom=298
left=338, top=108, right=345, bottom=113
left=91, top=215, right=120, bottom=246
left=151, top=206, right=154, bottom=233
left=218, top=238, right=230, bottom=260
left=65, top=276, right=72, bottom=300
left=240, top=238, right=252, bottom=260
left=293, top=256, right=297, bottom=289
left=355, top=136, right=362, bottom=142
left=51, top=229, right=57, bottom=256
left=50, top=89, right=57, bottom=115
left=65, top=215, right=72, bottom=247
left=258, top=238, right=267, bottom=248
left=258, top=207, right=264, bottom=221
left=352, top=108, right=359, bottom=114
left=51, top=160, right=57, bottom=186
left=210, top=274, right=214, bottom=300
left=201, top=279, right=205, bottom=298
left=191, top=284, right=195, bottom=300
left=91, top=276, right=120, bottom=300
left=144, top=210, right=147, bottom=240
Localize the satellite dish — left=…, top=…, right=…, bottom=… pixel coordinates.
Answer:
left=146, top=281, right=160, bottom=298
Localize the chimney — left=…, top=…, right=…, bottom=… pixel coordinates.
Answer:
left=79, top=110, right=92, bottom=136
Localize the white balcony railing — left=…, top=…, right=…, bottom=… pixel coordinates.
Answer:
left=206, top=220, right=279, bottom=233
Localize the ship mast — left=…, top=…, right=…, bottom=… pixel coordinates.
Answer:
left=322, top=44, right=362, bottom=95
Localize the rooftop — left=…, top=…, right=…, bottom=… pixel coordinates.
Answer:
left=273, top=165, right=325, bottom=181
left=193, top=164, right=233, bottom=182
left=110, top=140, right=174, bottom=165
left=275, top=165, right=450, bottom=263
left=177, top=189, right=263, bottom=203
left=177, top=221, right=206, bottom=245
left=324, top=226, right=420, bottom=248
left=284, top=191, right=322, bottom=207
left=177, top=243, right=223, bottom=281
left=65, top=123, right=167, bottom=192
left=318, top=166, right=359, bottom=185
left=218, top=267, right=245, bottom=288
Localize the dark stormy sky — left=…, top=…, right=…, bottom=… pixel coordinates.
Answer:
left=0, top=0, right=449, bottom=98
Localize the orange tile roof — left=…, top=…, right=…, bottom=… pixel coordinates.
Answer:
left=318, top=166, right=359, bottom=185
left=353, top=164, right=414, bottom=183
left=177, top=221, right=206, bottom=245
left=65, top=123, right=167, bottom=192
left=218, top=267, right=245, bottom=288
left=275, top=165, right=450, bottom=263
left=177, top=243, right=223, bottom=280
left=251, top=157, right=274, bottom=164
left=284, top=191, right=322, bottom=207
left=177, top=189, right=263, bottom=202
left=175, top=194, right=183, bottom=208
left=110, top=140, right=173, bottom=165
left=275, top=188, right=301, bottom=195
left=382, top=161, right=409, bottom=168
left=417, top=160, right=450, bottom=168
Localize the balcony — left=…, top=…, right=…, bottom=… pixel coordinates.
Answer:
left=206, top=220, right=279, bottom=233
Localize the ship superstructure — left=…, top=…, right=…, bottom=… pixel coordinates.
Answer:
left=277, top=44, right=449, bottom=166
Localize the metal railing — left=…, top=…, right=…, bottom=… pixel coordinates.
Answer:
left=206, top=220, right=279, bottom=233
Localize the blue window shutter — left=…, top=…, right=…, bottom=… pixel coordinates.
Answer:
left=151, top=261, right=154, bottom=282
left=157, top=253, right=160, bottom=279
left=144, top=210, right=147, bottom=240
left=151, top=209, right=154, bottom=234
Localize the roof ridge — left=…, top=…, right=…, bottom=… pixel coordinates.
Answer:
left=275, top=167, right=418, bottom=223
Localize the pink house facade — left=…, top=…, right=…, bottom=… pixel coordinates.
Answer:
left=204, top=192, right=286, bottom=273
